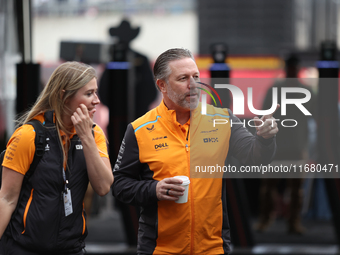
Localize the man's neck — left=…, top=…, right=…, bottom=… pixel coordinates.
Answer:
left=176, top=111, right=190, bottom=125
left=163, top=100, right=190, bottom=125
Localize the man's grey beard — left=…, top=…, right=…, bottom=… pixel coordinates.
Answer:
left=166, top=84, right=200, bottom=110
left=189, top=94, right=200, bottom=110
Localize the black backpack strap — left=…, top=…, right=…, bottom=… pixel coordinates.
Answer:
left=4, top=120, right=46, bottom=227
left=43, top=111, right=54, bottom=126
left=25, top=119, right=46, bottom=179
left=0, top=150, right=5, bottom=188
left=0, top=150, right=5, bottom=166
left=0, top=120, right=45, bottom=188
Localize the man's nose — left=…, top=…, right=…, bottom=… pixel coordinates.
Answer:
left=189, top=77, right=198, bottom=88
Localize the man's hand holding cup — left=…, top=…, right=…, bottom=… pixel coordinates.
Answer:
left=156, top=177, right=190, bottom=203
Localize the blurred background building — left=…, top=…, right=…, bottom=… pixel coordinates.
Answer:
left=1, top=0, right=340, bottom=254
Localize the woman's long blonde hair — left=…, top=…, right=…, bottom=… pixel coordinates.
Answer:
left=18, top=61, right=97, bottom=167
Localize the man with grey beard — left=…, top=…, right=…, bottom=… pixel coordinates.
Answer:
left=112, top=48, right=278, bottom=254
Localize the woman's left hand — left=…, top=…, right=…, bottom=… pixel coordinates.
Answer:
left=71, top=104, right=113, bottom=196
left=71, top=104, right=96, bottom=139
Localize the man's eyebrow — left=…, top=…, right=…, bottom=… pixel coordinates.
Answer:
left=176, top=72, right=200, bottom=78
left=175, top=73, right=187, bottom=78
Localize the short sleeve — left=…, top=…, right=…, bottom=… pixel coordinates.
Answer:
left=93, top=124, right=109, bottom=158
left=2, top=124, right=36, bottom=175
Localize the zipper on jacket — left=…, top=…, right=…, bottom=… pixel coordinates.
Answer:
left=185, top=129, right=189, bottom=152
left=55, top=135, right=66, bottom=247
left=22, top=189, right=34, bottom=234
left=82, top=202, right=86, bottom=235
left=178, top=125, right=194, bottom=253
left=185, top=128, right=195, bottom=254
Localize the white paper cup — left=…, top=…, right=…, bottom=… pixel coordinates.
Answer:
left=174, top=176, right=190, bottom=203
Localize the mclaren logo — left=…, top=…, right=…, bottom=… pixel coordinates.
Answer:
left=200, top=129, right=218, bottom=134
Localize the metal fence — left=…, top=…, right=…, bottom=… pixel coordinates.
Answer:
left=32, top=0, right=196, bottom=16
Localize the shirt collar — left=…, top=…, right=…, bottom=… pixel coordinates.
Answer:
left=158, top=100, right=190, bottom=127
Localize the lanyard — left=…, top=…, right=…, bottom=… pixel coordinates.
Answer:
left=62, top=167, right=73, bottom=216
left=62, top=167, right=68, bottom=192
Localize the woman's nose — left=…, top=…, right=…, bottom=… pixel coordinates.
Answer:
left=93, top=93, right=100, bottom=104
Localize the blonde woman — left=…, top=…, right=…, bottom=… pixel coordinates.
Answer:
left=0, top=62, right=113, bottom=255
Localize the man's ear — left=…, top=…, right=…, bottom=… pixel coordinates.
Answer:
left=156, top=79, right=167, bottom=93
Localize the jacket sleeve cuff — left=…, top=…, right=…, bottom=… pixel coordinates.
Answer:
left=256, top=134, right=276, bottom=146
left=150, top=180, right=159, bottom=202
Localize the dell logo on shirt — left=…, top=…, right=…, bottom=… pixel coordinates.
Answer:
left=154, top=143, right=168, bottom=149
